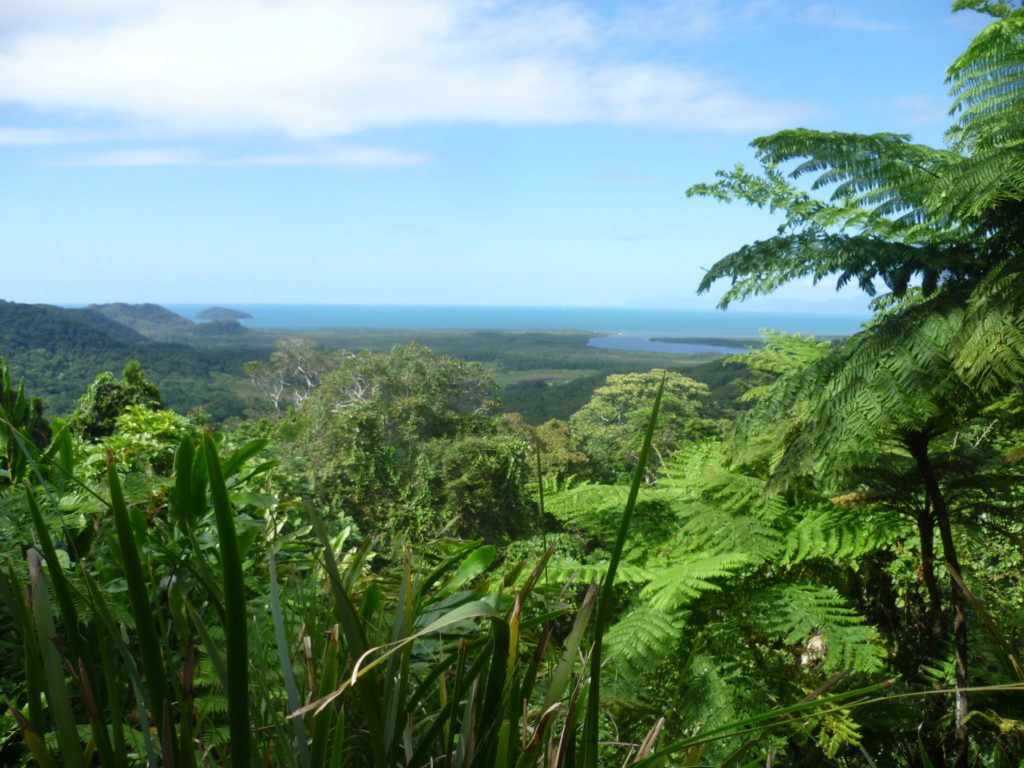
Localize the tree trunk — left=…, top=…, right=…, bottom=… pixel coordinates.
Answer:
left=907, top=434, right=969, bottom=768
left=916, top=506, right=944, bottom=647
left=915, top=505, right=948, bottom=768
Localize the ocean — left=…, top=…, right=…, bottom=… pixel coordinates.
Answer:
left=165, top=304, right=867, bottom=337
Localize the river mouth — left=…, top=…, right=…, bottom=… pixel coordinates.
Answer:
left=586, top=335, right=752, bottom=355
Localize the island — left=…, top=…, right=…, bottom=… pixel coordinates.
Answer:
left=196, top=306, right=254, bottom=322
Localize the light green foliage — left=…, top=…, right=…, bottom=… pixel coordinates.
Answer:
left=544, top=444, right=887, bottom=758
left=68, top=360, right=163, bottom=441
left=296, top=343, right=534, bottom=541
left=780, top=503, right=910, bottom=565
left=569, top=369, right=720, bottom=482
left=244, top=337, right=334, bottom=412
left=503, top=414, right=588, bottom=483
left=101, top=404, right=197, bottom=474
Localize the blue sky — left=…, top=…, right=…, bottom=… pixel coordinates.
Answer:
left=0, top=1, right=988, bottom=309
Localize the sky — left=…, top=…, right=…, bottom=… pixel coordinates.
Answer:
left=0, top=0, right=990, bottom=309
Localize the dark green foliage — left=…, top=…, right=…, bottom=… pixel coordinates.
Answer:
left=569, top=370, right=721, bottom=482
left=499, top=372, right=610, bottom=424
left=409, top=432, right=532, bottom=541
left=0, top=300, right=267, bottom=420
left=0, top=358, right=51, bottom=487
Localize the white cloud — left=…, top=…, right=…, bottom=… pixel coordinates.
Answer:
left=58, top=144, right=427, bottom=167
left=893, top=94, right=948, bottom=126
left=0, top=126, right=102, bottom=145
left=0, top=0, right=152, bottom=33
left=803, top=4, right=902, bottom=32
left=0, top=0, right=806, bottom=140
left=608, top=0, right=724, bottom=42
left=59, top=147, right=203, bottom=166
left=232, top=146, right=428, bottom=167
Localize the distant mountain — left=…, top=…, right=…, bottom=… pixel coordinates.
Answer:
left=196, top=306, right=254, bottom=322
left=0, top=300, right=266, bottom=419
left=88, top=302, right=196, bottom=339
left=87, top=302, right=256, bottom=342
left=0, top=300, right=136, bottom=357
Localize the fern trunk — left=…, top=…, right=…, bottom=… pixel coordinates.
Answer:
left=907, top=434, right=969, bottom=768
left=916, top=508, right=944, bottom=642
left=915, top=507, right=948, bottom=767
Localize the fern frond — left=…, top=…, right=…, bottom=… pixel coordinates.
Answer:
left=604, top=605, right=684, bottom=682
left=815, top=708, right=863, bottom=759
left=672, top=650, right=747, bottom=732
left=760, top=584, right=886, bottom=674
left=947, top=8, right=1024, bottom=149
left=543, top=482, right=678, bottom=543
left=752, top=130, right=954, bottom=231
left=955, top=258, right=1024, bottom=391
left=640, top=552, right=751, bottom=612
left=676, top=502, right=783, bottom=563
left=781, top=504, right=910, bottom=566
left=542, top=557, right=653, bottom=587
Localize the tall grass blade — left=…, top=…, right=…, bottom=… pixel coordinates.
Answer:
left=171, top=436, right=196, bottom=531
left=95, top=627, right=130, bottom=768
left=309, top=627, right=340, bottom=768
left=270, top=548, right=310, bottom=768
left=107, top=454, right=177, bottom=764
left=328, top=709, right=345, bottom=768
left=202, top=430, right=251, bottom=768
left=581, top=371, right=665, bottom=768
left=542, top=581, right=597, bottom=714
left=80, top=567, right=158, bottom=766
left=25, top=484, right=118, bottom=765
left=308, top=505, right=388, bottom=766
left=382, top=553, right=414, bottom=761
left=24, top=484, right=84, bottom=660
left=26, top=548, right=86, bottom=768
left=7, top=704, right=59, bottom=768
left=0, top=562, right=45, bottom=729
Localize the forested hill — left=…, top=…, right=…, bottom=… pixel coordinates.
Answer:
left=0, top=298, right=747, bottom=425
left=0, top=300, right=261, bottom=418
left=86, top=302, right=197, bottom=339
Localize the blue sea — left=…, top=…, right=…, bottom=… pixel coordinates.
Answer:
left=165, top=304, right=868, bottom=356
left=166, top=304, right=866, bottom=335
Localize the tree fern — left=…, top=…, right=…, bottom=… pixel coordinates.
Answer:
left=758, top=584, right=886, bottom=675
left=781, top=504, right=909, bottom=566
left=946, top=2, right=1024, bottom=165
left=542, top=439, right=893, bottom=759
left=603, top=605, right=683, bottom=683
left=639, top=552, right=752, bottom=612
